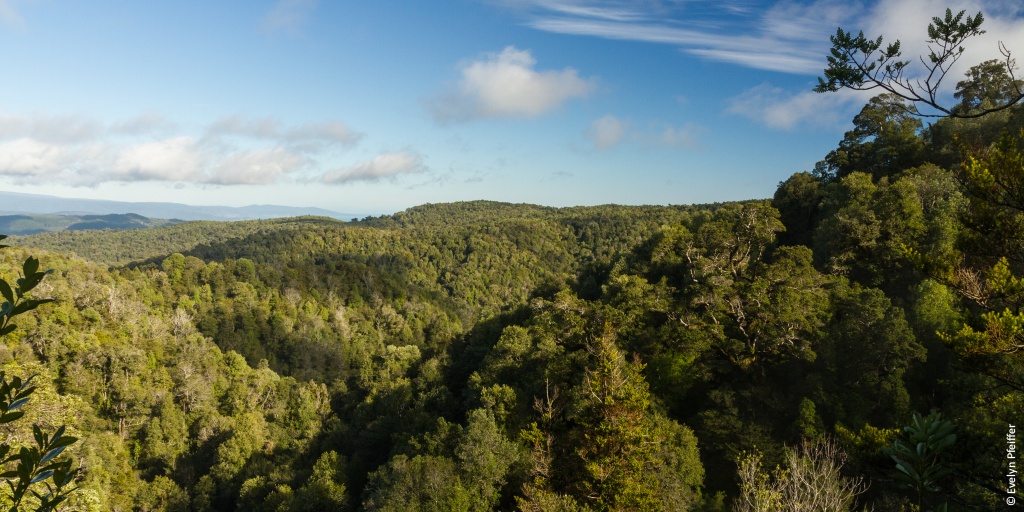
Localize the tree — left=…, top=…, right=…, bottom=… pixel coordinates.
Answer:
left=363, top=410, right=518, bottom=512
left=455, top=409, right=519, bottom=509
left=905, top=129, right=1024, bottom=387
left=773, top=172, right=824, bottom=248
left=0, top=235, right=80, bottom=512
left=291, top=451, right=348, bottom=511
left=815, top=8, right=1024, bottom=118
left=363, top=455, right=472, bottom=512
left=812, top=171, right=928, bottom=294
left=953, top=59, right=1024, bottom=115
left=817, top=95, right=925, bottom=182
left=519, top=383, right=590, bottom=512
left=734, top=438, right=868, bottom=512
left=0, top=239, right=54, bottom=338
left=882, top=411, right=956, bottom=512
left=651, top=203, right=829, bottom=374
left=573, top=326, right=662, bottom=512
left=813, top=285, right=926, bottom=428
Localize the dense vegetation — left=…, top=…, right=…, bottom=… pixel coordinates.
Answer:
left=9, top=217, right=344, bottom=266
left=1, top=61, right=1021, bottom=511
left=0, top=214, right=182, bottom=236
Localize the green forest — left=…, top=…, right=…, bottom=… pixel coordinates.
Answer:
left=0, top=214, right=182, bottom=237
left=0, top=59, right=1021, bottom=512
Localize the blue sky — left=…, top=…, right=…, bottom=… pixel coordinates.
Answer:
left=0, top=0, right=1021, bottom=215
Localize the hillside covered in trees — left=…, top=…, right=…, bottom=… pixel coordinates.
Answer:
left=0, top=214, right=182, bottom=236
left=0, top=60, right=1021, bottom=512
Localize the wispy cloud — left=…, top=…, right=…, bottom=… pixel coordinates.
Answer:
left=508, top=0, right=1024, bottom=79
left=524, top=17, right=824, bottom=74
left=0, top=112, right=102, bottom=144
left=261, top=0, right=318, bottom=34
left=516, top=1, right=1024, bottom=128
left=584, top=115, right=705, bottom=150
left=0, top=136, right=308, bottom=186
left=110, top=111, right=178, bottom=136
left=585, top=115, right=627, bottom=149
left=719, top=0, right=1024, bottom=128
left=513, top=0, right=852, bottom=74
left=652, top=123, right=704, bottom=149
left=320, top=151, right=426, bottom=184
left=0, top=0, right=26, bottom=28
left=0, top=110, right=363, bottom=186
left=205, top=114, right=363, bottom=153
left=725, top=83, right=872, bottom=129
left=860, top=0, right=1024, bottom=94
left=426, top=46, right=596, bottom=123
left=533, top=1, right=648, bottom=22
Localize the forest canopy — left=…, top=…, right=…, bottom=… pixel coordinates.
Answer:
left=0, top=57, right=1021, bottom=512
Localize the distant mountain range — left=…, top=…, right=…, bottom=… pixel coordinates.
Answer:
left=0, top=191, right=361, bottom=221
left=0, top=213, right=185, bottom=235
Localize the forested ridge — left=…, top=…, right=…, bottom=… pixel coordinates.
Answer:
left=12, top=202, right=723, bottom=268
left=0, top=213, right=183, bottom=237
left=0, top=61, right=1021, bottom=512
left=9, top=217, right=345, bottom=267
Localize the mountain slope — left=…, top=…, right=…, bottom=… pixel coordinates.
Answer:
left=9, top=216, right=345, bottom=266
left=0, top=213, right=183, bottom=235
left=0, top=190, right=360, bottom=221
left=9, top=201, right=706, bottom=267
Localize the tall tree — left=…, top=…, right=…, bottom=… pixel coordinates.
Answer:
left=573, top=326, right=662, bottom=512
left=815, top=8, right=1024, bottom=118
left=908, top=129, right=1024, bottom=387
left=819, top=94, right=925, bottom=182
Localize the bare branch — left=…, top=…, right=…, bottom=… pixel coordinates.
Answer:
left=816, top=8, right=1024, bottom=119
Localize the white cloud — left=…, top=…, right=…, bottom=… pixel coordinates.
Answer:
left=427, top=46, right=596, bottom=123
left=110, top=137, right=206, bottom=183
left=110, top=139, right=303, bottom=186
left=208, top=115, right=281, bottom=139
left=726, top=83, right=873, bottom=129
left=654, top=123, right=704, bottom=149
left=0, top=112, right=102, bottom=144
left=498, top=0, right=666, bottom=21
left=536, top=2, right=647, bottom=22
left=861, top=0, right=1024, bottom=97
left=209, top=147, right=304, bottom=185
left=261, top=0, right=318, bottom=34
left=283, top=122, right=362, bottom=146
left=714, top=0, right=1024, bottom=127
left=0, top=139, right=74, bottom=178
left=0, top=136, right=309, bottom=186
left=585, top=115, right=628, bottom=149
left=584, top=115, right=705, bottom=150
left=761, top=0, right=853, bottom=43
left=110, top=111, right=178, bottom=136
left=321, top=152, right=426, bottom=184
left=0, top=110, right=363, bottom=186
left=525, top=17, right=828, bottom=74
left=513, top=0, right=1024, bottom=79
left=521, top=1, right=846, bottom=74
left=207, top=114, right=362, bottom=152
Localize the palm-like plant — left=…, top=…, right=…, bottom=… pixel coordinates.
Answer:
left=882, top=411, right=956, bottom=512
